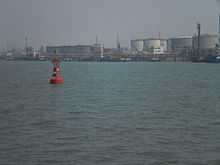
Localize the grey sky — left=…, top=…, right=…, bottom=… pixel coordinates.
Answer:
left=0, top=0, right=219, bottom=50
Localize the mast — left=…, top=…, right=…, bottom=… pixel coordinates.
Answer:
left=96, top=35, right=98, bottom=45
left=25, top=36, right=28, bottom=56
left=197, top=23, right=201, bottom=57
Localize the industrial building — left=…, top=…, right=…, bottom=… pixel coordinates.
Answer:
left=166, top=36, right=193, bottom=61
left=168, top=36, right=193, bottom=51
left=193, top=34, right=218, bottom=50
left=143, top=38, right=167, bottom=54
left=130, top=38, right=167, bottom=55
left=130, top=39, right=144, bottom=52
left=192, top=34, right=219, bottom=59
left=46, top=45, right=103, bottom=60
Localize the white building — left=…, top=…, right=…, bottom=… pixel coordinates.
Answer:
left=168, top=36, right=193, bottom=51
left=143, top=38, right=167, bottom=54
left=130, top=39, right=144, bottom=52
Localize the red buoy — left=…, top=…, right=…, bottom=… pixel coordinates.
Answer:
left=49, top=56, right=64, bottom=84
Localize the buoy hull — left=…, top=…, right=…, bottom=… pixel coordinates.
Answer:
left=49, top=56, right=64, bottom=85
left=49, top=77, right=64, bottom=84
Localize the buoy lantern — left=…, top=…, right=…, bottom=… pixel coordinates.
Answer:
left=49, top=57, right=64, bottom=84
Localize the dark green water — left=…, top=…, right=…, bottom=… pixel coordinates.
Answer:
left=1, top=61, right=220, bottom=165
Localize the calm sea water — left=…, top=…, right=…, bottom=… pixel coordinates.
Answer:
left=1, top=61, right=220, bottom=165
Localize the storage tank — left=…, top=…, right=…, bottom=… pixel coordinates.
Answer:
left=193, top=34, right=218, bottom=49
left=143, top=38, right=167, bottom=53
left=144, top=39, right=161, bottom=50
left=168, top=36, right=193, bottom=51
left=130, top=39, right=144, bottom=52
left=160, top=39, right=168, bottom=52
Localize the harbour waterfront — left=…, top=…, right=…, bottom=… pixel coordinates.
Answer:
left=1, top=61, right=220, bottom=164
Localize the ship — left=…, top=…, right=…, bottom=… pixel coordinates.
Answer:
left=192, top=55, right=220, bottom=63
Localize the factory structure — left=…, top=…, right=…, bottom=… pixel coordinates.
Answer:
left=192, top=34, right=218, bottom=56
left=46, top=44, right=113, bottom=61
left=130, top=32, right=219, bottom=61
left=2, top=14, right=220, bottom=62
left=130, top=37, right=190, bottom=61
left=42, top=13, right=220, bottom=62
left=168, top=36, right=193, bottom=51
left=38, top=30, right=220, bottom=62
left=131, top=38, right=167, bottom=54
left=129, top=14, right=220, bottom=62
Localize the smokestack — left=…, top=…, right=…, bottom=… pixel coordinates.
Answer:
left=116, top=33, right=121, bottom=52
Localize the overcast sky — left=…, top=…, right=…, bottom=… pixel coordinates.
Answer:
left=0, top=0, right=219, bottom=50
